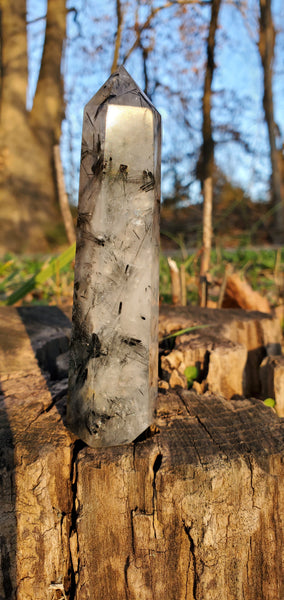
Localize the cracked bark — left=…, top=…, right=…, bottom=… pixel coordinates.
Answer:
left=0, top=306, right=284, bottom=599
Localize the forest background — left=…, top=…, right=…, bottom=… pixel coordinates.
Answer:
left=0, top=0, right=283, bottom=308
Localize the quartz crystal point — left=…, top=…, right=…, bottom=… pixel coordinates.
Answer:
left=68, top=66, right=161, bottom=447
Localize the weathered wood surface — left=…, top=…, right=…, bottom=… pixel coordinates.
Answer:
left=0, top=306, right=284, bottom=600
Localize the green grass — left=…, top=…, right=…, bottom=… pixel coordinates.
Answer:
left=0, top=245, right=283, bottom=308
left=0, top=245, right=76, bottom=306
left=160, top=246, right=283, bottom=307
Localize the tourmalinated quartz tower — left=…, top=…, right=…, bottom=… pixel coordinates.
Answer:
left=68, top=66, right=161, bottom=447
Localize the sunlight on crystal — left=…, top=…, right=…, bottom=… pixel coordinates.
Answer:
left=105, top=105, right=154, bottom=172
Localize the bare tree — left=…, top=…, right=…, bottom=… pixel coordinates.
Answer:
left=197, top=0, right=222, bottom=306
left=258, top=0, right=283, bottom=243
left=0, top=0, right=67, bottom=253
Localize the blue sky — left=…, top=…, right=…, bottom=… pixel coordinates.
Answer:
left=27, top=0, right=284, bottom=205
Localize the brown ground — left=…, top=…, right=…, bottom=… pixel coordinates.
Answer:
left=160, top=199, right=275, bottom=251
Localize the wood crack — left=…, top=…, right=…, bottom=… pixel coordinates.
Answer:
left=124, top=555, right=130, bottom=600
left=176, top=393, right=206, bottom=465
left=22, top=378, right=68, bottom=434
left=152, top=452, right=163, bottom=539
left=68, top=440, right=86, bottom=600
left=183, top=521, right=198, bottom=600
left=195, top=414, right=229, bottom=461
left=246, top=455, right=260, bottom=510
left=177, top=390, right=229, bottom=461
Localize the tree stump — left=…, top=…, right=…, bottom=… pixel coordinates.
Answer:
left=260, top=355, right=284, bottom=417
left=0, top=306, right=284, bottom=600
left=159, top=305, right=282, bottom=399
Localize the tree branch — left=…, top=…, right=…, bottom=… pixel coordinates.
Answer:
left=123, top=0, right=212, bottom=64
left=111, top=0, right=124, bottom=73
left=27, top=7, right=77, bottom=25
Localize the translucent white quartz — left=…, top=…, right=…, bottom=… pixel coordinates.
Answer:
left=67, top=66, right=161, bottom=447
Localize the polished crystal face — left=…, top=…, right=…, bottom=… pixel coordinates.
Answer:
left=68, top=66, right=161, bottom=448
left=105, top=104, right=153, bottom=170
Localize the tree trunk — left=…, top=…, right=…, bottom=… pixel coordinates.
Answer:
left=0, top=0, right=67, bottom=254
left=54, top=144, right=76, bottom=245
left=1, top=305, right=284, bottom=599
left=200, top=177, right=213, bottom=306
left=258, top=0, right=283, bottom=243
left=30, top=0, right=66, bottom=146
left=198, top=0, right=222, bottom=304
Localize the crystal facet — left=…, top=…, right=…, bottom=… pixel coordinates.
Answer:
left=67, top=66, right=161, bottom=447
